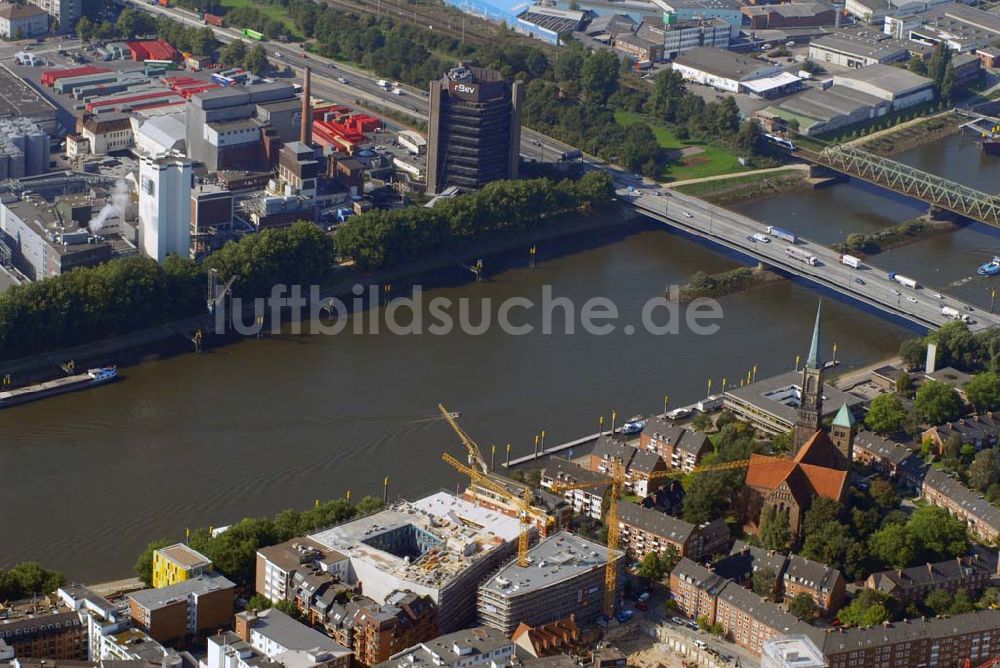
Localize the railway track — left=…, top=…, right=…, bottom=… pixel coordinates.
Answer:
left=317, top=0, right=498, bottom=44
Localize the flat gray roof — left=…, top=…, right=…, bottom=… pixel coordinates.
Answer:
left=479, top=531, right=619, bottom=597
left=673, top=47, right=777, bottom=82
left=810, top=27, right=910, bottom=59
left=724, top=369, right=864, bottom=425
left=0, top=64, right=57, bottom=123
left=240, top=609, right=350, bottom=657
left=128, top=572, right=234, bottom=611
left=833, top=63, right=932, bottom=96
left=378, top=627, right=510, bottom=668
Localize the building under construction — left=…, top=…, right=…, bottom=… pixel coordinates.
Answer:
left=477, top=531, right=623, bottom=636
left=308, top=492, right=521, bottom=634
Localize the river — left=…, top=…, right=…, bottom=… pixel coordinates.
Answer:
left=734, top=132, right=1000, bottom=311
left=0, top=211, right=909, bottom=581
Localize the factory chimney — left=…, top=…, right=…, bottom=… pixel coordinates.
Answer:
left=301, top=66, right=313, bottom=146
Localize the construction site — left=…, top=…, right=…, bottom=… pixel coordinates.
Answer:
left=307, top=491, right=521, bottom=633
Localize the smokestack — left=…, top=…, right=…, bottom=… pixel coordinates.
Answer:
left=301, top=66, right=312, bottom=146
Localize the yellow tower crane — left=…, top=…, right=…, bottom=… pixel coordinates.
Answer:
left=439, top=405, right=553, bottom=567
left=441, top=452, right=546, bottom=567
left=550, top=453, right=788, bottom=617
left=439, top=403, right=489, bottom=474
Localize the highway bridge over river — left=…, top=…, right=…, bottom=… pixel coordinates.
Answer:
left=623, top=184, right=1000, bottom=332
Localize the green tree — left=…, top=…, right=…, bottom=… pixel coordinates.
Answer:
left=752, top=566, right=777, bottom=600
left=949, top=590, right=974, bottom=615
left=244, top=43, right=270, bottom=76
left=759, top=506, right=791, bottom=552
left=353, top=495, right=385, bottom=516
left=969, top=449, right=1000, bottom=492
left=899, top=338, right=926, bottom=369
left=274, top=599, right=305, bottom=621
left=691, top=412, right=713, bottom=432
left=866, top=393, right=908, bottom=434
left=838, top=590, right=890, bottom=628
left=789, top=592, right=818, bottom=619
left=76, top=14, right=93, bottom=42
left=0, top=563, right=66, bottom=600
left=869, top=478, right=898, bottom=510
left=908, top=57, right=928, bottom=76
left=801, top=497, right=843, bottom=539
left=868, top=523, right=916, bottom=570
left=636, top=545, right=681, bottom=581
left=915, top=381, right=962, bottom=425
left=941, top=63, right=956, bottom=102
left=580, top=50, right=619, bottom=103
left=736, top=118, right=762, bottom=157
left=930, top=320, right=978, bottom=370
left=966, top=372, right=1000, bottom=412
left=220, top=39, right=248, bottom=68
left=907, top=505, right=968, bottom=561
left=134, top=538, right=171, bottom=586
left=247, top=594, right=273, bottom=611
left=924, top=589, right=953, bottom=615
left=977, top=587, right=1000, bottom=609
left=896, top=372, right=914, bottom=397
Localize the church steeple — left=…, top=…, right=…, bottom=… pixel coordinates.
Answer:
left=793, top=302, right=825, bottom=452
left=806, top=302, right=822, bottom=370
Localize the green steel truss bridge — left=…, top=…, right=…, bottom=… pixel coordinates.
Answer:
left=801, top=145, right=1000, bottom=226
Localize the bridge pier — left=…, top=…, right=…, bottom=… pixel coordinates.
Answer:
left=808, top=164, right=837, bottom=178
left=927, top=205, right=954, bottom=222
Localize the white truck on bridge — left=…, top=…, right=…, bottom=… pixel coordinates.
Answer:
left=888, top=272, right=919, bottom=289
left=786, top=247, right=818, bottom=266
left=942, top=306, right=972, bottom=323
left=840, top=254, right=862, bottom=269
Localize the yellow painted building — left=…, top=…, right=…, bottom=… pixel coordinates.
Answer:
left=152, top=543, right=213, bottom=588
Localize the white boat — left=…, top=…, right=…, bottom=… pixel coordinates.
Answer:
left=621, top=416, right=646, bottom=435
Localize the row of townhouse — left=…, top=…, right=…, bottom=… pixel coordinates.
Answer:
left=255, top=538, right=438, bottom=666
left=616, top=501, right=730, bottom=563
left=670, top=558, right=1000, bottom=665
left=713, top=542, right=846, bottom=616
left=865, top=552, right=998, bottom=603
left=852, top=429, right=1000, bottom=544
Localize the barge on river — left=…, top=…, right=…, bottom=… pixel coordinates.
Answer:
left=0, top=367, right=118, bottom=409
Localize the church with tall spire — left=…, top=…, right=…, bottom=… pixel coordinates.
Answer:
left=744, top=301, right=854, bottom=540
left=793, top=303, right=825, bottom=452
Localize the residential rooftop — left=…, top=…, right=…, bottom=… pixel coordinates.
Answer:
left=128, top=572, right=235, bottom=611
left=377, top=626, right=511, bottom=668
left=239, top=608, right=351, bottom=664
left=479, top=531, right=620, bottom=598
left=157, top=543, right=212, bottom=571
left=617, top=501, right=695, bottom=544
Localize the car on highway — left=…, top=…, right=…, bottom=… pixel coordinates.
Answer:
left=337, top=76, right=347, bottom=83
left=751, top=233, right=770, bottom=243
left=906, top=296, right=918, bottom=303
left=891, top=289, right=902, bottom=296
left=932, top=292, right=944, bottom=299
left=855, top=278, right=865, bottom=285
left=275, top=51, right=283, bottom=58
left=965, top=305, right=975, bottom=311
left=684, top=212, right=694, bottom=218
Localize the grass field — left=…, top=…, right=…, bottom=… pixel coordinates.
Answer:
left=219, top=0, right=304, bottom=39
left=614, top=111, right=748, bottom=182
left=674, top=169, right=798, bottom=197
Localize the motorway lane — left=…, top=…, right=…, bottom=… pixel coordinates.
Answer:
left=121, top=1, right=992, bottom=332
left=625, top=186, right=1000, bottom=331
